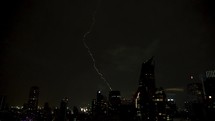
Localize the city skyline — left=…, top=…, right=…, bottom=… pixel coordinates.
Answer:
left=0, top=58, right=211, bottom=108
left=1, top=0, right=215, bottom=108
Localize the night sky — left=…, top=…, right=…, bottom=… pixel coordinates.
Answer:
left=1, top=0, right=215, bottom=108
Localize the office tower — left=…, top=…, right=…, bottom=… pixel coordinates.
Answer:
left=154, top=87, right=167, bottom=121
left=42, top=102, right=52, bottom=121
left=166, top=93, right=176, bottom=121
left=108, top=91, right=121, bottom=121
left=91, top=99, right=96, bottom=116
left=138, top=57, right=155, bottom=97
left=187, top=83, right=204, bottom=103
left=120, top=99, right=136, bottom=121
left=202, top=70, right=215, bottom=120
left=55, top=97, right=69, bottom=121
left=203, top=70, right=215, bottom=103
left=134, top=57, right=156, bottom=121
left=28, top=86, right=39, bottom=110
left=184, top=89, right=206, bottom=121
left=109, top=91, right=121, bottom=110
left=92, top=90, right=108, bottom=121
left=95, top=90, right=107, bottom=114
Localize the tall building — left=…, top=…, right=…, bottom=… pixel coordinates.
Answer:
left=202, top=70, right=215, bottom=120
left=187, top=82, right=204, bottom=103
left=153, top=88, right=167, bottom=121
left=138, top=57, right=156, bottom=97
left=42, top=102, right=52, bottom=121
left=166, top=93, right=176, bottom=121
left=109, top=91, right=121, bottom=109
left=134, top=57, right=156, bottom=121
left=28, top=86, right=39, bottom=110
left=59, top=97, right=69, bottom=121
left=91, top=99, right=96, bottom=116
left=108, top=91, right=121, bottom=121
left=203, top=70, right=215, bottom=101
left=92, top=90, right=108, bottom=121
left=54, top=97, right=71, bottom=121
left=96, top=90, right=107, bottom=114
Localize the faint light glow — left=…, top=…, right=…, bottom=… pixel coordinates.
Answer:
left=135, top=92, right=140, bottom=108
left=165, top=88, right=184, bottom=92
left=137, top=111, right=141, bottom=116
left=191, top=76, right=194, bottom=79
left=167, top=98, right=174, bottom=102
left=38, top=106, right=42, bottom=110
left=16, top=106, right=20, bottom=109
left=209, top=96, right=212, bottom=99
left=206, top=70, right=215, bottom=78
left=80, top=107, right=89, bottom=113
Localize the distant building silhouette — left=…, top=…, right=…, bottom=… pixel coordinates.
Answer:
left=42, top=102, right=52, bottom=121
left=92, top=90, right=108, bottom=121
left=54, top=97, right=72, bottom=121
left=20, top=86, right=40, bottom=120
left=138, top=57, right=156, bottom=96
left=108, top=91, right=121, bottom=121
left=202, top=70, right=215, bottom=120
left=109, top=91, right=121, bottom=111
left=28, top=86, right=39, bottom=111
left=165, top=93, right=177, bottom=120
left=187, top=82, right=204, bottom=103
left=153, top=87, right=167, bottom=121
left=134, top=57, right=156, bottom=121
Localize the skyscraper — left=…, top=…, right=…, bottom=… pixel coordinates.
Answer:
left=138, top=57, right=155, bottom=98
left=187, top=83, right=204, bottom=103
left=93, top=90, right=108, bottom=121
left=134, top=57, right=156, bottom=121
left=28, top=86, right=39, bottom=110
left=109, top=91, right=121, bottom=109
left=202, top=70, right=215, bottom=120
left=154, top=88, right=167, bottom=121
left=108, top=91, right=121, bottom=121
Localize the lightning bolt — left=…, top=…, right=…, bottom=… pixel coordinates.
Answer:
left=82, top=1, right=112, bottom=91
